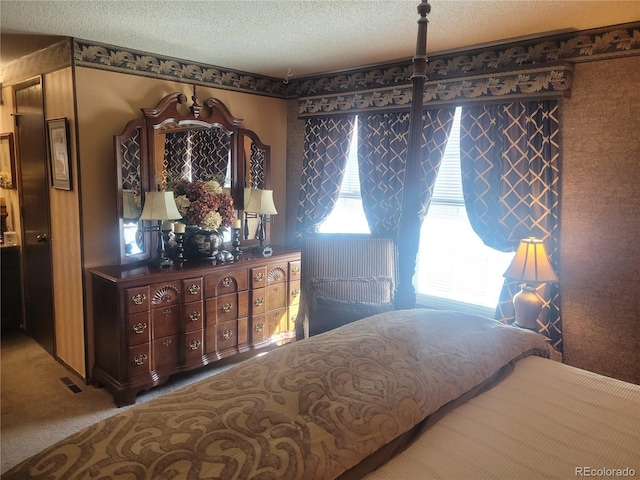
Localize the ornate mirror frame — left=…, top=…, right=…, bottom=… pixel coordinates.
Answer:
left=114, top=91, right=272, bottom=265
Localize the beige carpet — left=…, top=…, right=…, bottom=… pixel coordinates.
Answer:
left=0, top=330, right=266, bottom=474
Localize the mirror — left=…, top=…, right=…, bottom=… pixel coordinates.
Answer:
left=115, top=91, right=272, bottom=265
left=143, top=92, right=242, bottom=200
left=115, top=118, right=149, bottom=265
left=239, top=128, right=270, bottom=190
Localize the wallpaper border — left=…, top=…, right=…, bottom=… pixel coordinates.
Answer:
left=73, top=39, right=288, bottom=98
left=72, top=21, right=640, bottom=103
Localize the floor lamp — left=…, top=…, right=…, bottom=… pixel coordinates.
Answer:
left=503, top=237, right=558, bottom=330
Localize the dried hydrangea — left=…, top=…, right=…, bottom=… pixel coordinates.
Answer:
left=171, top=178, right=234, bottom=232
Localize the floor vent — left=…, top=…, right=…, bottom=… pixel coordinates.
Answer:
left=59, top=376, right=82, bottom=394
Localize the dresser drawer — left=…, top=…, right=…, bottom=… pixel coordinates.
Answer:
left=184, top=330, right=204, bottom=363
left=266, top=263, right=288, bottom=285
left=250, top=267, right=267, bottom=289
left=206, top=291, right=248, bottom=325
left=289, top=280, right=301, bottom=306
left=182, top=277, right=203, bottom=302
left=216, top=320, right=238, bottom=352
left=152, top=305, right=181, bottom=338
left=127, top=343, right=151, bottom=381
left=149, top=281, right=181, bottom=307
left=153, top=335, right=180, bottom=373
left=251, top=287, right=266, bottom=315
left=288, top=304, right=300, bottom=330
left=250, top=314, right=269, bottom=345
left=183, top=300, right=204, bottom=332
left=126, top=311, right=151, bottom=346
left=268, top=307, right=288, bottom=336
left=266, top=283, right=287, bottom=310
left=204, top=269, right=248, bottom=297
left=289, top=261, right=301, bottom=282
left=125, top=286, right=150, bottom=315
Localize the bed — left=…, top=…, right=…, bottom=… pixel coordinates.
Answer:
left=3, top=309, right=639, bottom=479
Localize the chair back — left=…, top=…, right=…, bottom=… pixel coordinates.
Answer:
left=299, top=233, right=398, bottom=337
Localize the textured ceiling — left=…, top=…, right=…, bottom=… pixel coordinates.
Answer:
left=1, top=0, right=639, bottom=80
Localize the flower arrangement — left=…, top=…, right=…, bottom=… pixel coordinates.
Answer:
left=172, top=178, right=235, bottom=232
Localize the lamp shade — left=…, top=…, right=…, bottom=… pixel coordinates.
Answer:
left=503, top=237, right=558, bottom=283
left=139, top=191, right=182, bottom=221
left=245, top=189, right=277, bottom=215
left=244, top=187, right=252, bottom=209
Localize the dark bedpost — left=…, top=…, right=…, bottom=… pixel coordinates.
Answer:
left=395, top=0, right=431, bottom=310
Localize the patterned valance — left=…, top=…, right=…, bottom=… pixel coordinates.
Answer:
left=72, top=21, right=640, bottom=101
left=297, top=64, right=573, bottom=117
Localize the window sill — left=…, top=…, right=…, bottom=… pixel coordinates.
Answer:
left=415, top=293, right=496, bottom=319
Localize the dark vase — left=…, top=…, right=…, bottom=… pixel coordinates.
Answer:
left=183, top=226, right=223, bottom=259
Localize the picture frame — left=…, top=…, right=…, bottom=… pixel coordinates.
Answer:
left=47, top=118, right=72, bottom=190
left=0, top=132, right=17, bottom=189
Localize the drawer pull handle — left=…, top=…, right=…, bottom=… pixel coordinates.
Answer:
left=254, top=272, right=264, bottom=282
left=188, top=339, right=201, bottom=350
left=291, top=289, right=300, bottom=297
left=162, top=338, right=173, bottom=346
left=189, top=311, right=201, bottom=321
left=255, top=297, right=264, bottom=306
left=221, top=277, right=233, bottom=288
left=162, top=308, right=172, bottom=316
left=292, top=266, right=300, bottom=274
left=222, top=329, right=233, bottom=340
left=132, top=353, right=148, bottom=366
left=222, top=303, right=233, bottom=313
left=188, top=284, right=201, bottom=295
left=255, top=322, right=264, bottom=333
left=131, top=293, right=146, bottom=305
left=132, top=322, right=147, bottom=334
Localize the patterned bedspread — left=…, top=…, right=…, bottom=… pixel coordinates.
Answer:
left=3, top=309, right=557, bottom=479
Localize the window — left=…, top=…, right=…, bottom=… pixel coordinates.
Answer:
left=319, top=108, right=513, bottom=315
left=317, top=119, right=369, bottom=234
left=415, top=108, right=513, bottom=316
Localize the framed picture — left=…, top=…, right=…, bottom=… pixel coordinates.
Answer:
left=0, top=132, right=17, bottom=189
left=47, top=118, right=71, bottom=190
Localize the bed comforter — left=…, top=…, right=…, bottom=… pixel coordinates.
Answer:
left=3, top=309, right=558, bottom=479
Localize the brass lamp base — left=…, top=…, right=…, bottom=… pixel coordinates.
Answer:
left=513, top=284, right=542, bottom=330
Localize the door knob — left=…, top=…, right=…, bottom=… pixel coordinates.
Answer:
left=36, top=234, right=48, bottom=243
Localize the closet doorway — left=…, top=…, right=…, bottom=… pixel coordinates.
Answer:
left=14, top=77, right=56, bottom=356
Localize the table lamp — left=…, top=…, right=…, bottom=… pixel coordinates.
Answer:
left=503, top=237, right=558, bottom=330
left=245, top=188, right=277, bottom=255
left=140, top=191, right=182, bottom=267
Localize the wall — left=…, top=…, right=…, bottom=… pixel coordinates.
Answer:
left=74, top=67, right=288, bottom=373
left=560, top=55, right=640, bottom=384
left=44, top=67, right=85, bottom=376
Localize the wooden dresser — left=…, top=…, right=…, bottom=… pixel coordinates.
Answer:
left=89, top=248, right=301, bottom=406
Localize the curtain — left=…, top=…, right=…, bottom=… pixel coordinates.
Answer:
left=191, top=129, right=231, bottom=181
left=460, top=100, right=561, bottom=348
left=357, top=108, right=455, bottom=236
left=163, top=129, right=231, bottom=184
left=295, top=115, right=356, bottom=239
